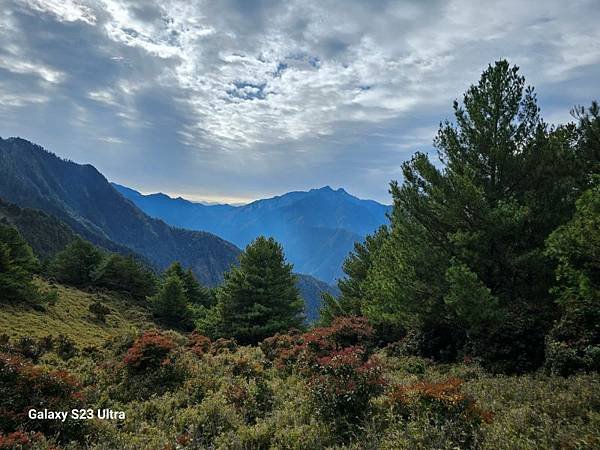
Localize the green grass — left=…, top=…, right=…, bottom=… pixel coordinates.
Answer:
left=0, top=278, right=154, bottom=347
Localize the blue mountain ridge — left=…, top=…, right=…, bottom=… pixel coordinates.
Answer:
left=113, top=183, right=391, bottom=284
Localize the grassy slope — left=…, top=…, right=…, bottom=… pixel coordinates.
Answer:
left=0, top=278, right=154, bottom=347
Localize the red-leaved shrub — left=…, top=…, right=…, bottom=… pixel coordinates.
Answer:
left=123, top=330, right=175, bottom=372
left=0, top=431, right=43, bottom=449
left=188, top=332, right=211, bottom=357
left=385, top=377, right=493, bottom=424
left=0, top=353, right=87, bottom=442
left=309, top=346, right=384, bottom=428
left=260, top=317, right=383, bottom=433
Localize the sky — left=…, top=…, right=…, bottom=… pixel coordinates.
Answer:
left=1, top=0, right=599, bottom=204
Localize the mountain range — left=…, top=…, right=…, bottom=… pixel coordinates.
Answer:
left=0, top=136, right=339, bottom=319
left=0, top=137, right=239, bottom=285
left=113, top=183, right=390, bottom=284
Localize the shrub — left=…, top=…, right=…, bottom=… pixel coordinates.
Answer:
left=305, top=316, right=374, bottom=354
left=55, top=334, right=77, bottom=360
left=384, top=378, right=491, bottom=448
left=116, top=330, right=187, bottom=401
left=0, top=431, right=43, bottom=449
left=187, top=332, right=211, bottom=358
left=0, top=353, right=87, bottom=442
left=89, top=301, right=111, bottom=322
left=123, top=330, right=175, bottom=372
left=307, top=346, right=385, bottom=433
left=259, top=330, right=303, bottom=370
left=209, top=338, right=238, bottom=355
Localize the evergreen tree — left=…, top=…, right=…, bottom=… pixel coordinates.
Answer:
left=0, top=223, right=37, bottom=272
left=544, top=179, right=600, bottom=374
left=164, top=262, right=212, bottom=306
left=319, top=226, right=388, bottom=325
left=91, top=254, right=157, bottom=300
left=358, top=61, right=589, bottom=371
left=214, top=236, right=303, bottom=344
left=149, top=273, right=192, bottom=329
left=0, top=224, right=40, bottom=303
left=49, top=237, right=103, bottom=286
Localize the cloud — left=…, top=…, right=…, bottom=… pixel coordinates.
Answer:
left=19, top=0, right=97, bottom=24
left=0, top=0, right=599, bottom=202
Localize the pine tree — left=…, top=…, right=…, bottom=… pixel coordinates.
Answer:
left=91, top=254, right=157, bottom=299
left=149, top=273, right=192, bottom=329
left=164, top=262, right=212, bottom=306
left=358, top=61, right=589, bottom=371
left=544, top=179, right=600, bottom=374
left=319, top=226, right=388, bottom=325
left=0, top=224, right=40, bottom=303
left=49, top=237, right=103, bottom=286
left=215, top=236, right=304, bottom=344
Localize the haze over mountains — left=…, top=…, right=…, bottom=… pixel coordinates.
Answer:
left=114, top=184, right=390, bottom=284
left=0, top=137, right=239, bottom=286
left=0, top=136, right=341, bottom=319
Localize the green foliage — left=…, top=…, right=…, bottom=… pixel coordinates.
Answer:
left=49, top=237, right=104, bottom=286
left=0, top=199, right=76, bottom=261
left=545, top=180, right=600, bottom=375
left=91, top=253, right=157, bottom=300
left=319, top=226, right=388, bottom=326
left=149, top=273, right=193, bottom=329
left=165, top=262, right=212, bottom=306
left=342, top=61, right=592, bottom=372
left=0, top=224, right=41, bottom=304
left=89, top=301, right=111, bottom=322
left=213, top=236, right=304, bottom=344
left=1, top=315, right=599, bottom=449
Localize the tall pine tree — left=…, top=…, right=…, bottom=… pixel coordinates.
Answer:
left=0, top=224, right=40, bottom=303
left=356, top=61, right=589, bottom=371
left=214, top=236, right=303, bottom=344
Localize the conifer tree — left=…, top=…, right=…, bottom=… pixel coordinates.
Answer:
left=0, top=224, right=40, bottom=303
left=49, top=237, right=103, bottom=286
left=164, top=262, right=212, bottom=306
left=354, top=61, right=590, bottom=371
left=91, top=254, right=157, bottom=300
left=149, top=273, right=192, bottom=329
left=215, top=236, right=303, bottom=344
left=544, top=179, right=600, bottom=374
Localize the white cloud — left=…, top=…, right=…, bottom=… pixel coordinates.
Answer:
left=2, top=0, right=599, bottom=201
left=20, top=0, right=97, bottom=24
left=79, top=0, right=600, bottom=151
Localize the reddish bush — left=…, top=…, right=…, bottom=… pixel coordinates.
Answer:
left=188, top=332, right=211, bottom=357
left=260, top=331, right=303, bottom=369
left=123, top=330, right=175, bottom=372
left=259, top=318, right=382, bottom=433
left=175, top=432, right=192, bottom=447
left=308, top=346, right=384, bottom=430
left=303, top=316, right=374, bottom=357
left=0, top=353, right=86, bottom=442
left=0, top=431, right=43, bottom=449
left=385, top=377, right=493, bottom=424
left=209, top=337, right=238, bottom=354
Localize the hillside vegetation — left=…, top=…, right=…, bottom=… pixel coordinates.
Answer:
left=0, top=278, right=153, bottom=347
left=0, top=139, right=240, bottom=285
